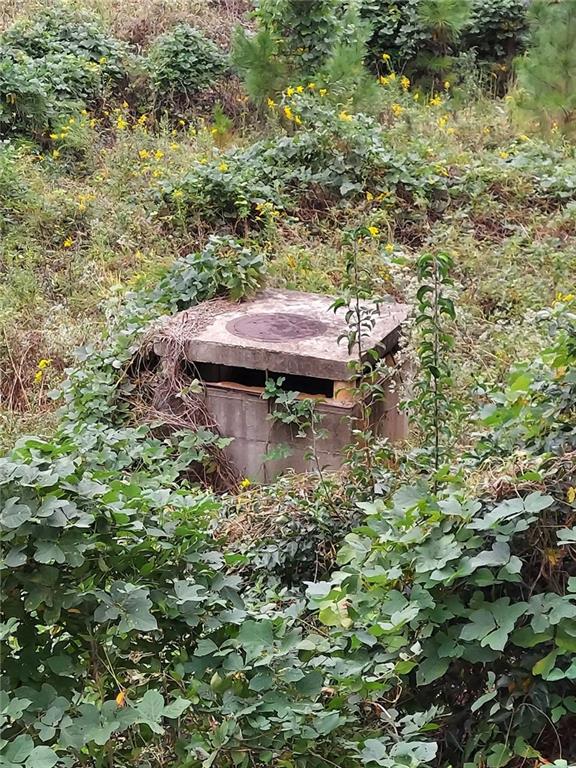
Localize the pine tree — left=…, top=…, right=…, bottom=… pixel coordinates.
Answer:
left=516, top=0, right=576, bottom=136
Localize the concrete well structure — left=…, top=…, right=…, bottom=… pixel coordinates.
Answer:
left=154, top=289, right=409, bottom=482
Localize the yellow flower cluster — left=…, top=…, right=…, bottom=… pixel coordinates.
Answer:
left=555, top=291, right=575, bottom=303
left=255, top=201, right=280, bottom=219
left=379, top=72, right=396, bottom=86
left=283, top=105, right=302, bottom=125
left=391, top=103, right=404, bottom=117
left=400, top=76, right=410, bottom=91
left=77, top=192, right=95, bottom=213
left=34, top=358, right=52, bottom=383
left=63, top=237, right=74, bottom=248
left=338, top=110, right=353, bottom=122
left=365, top=191, right=389, bottom=202
left=429, top=95, right=443, bottom=107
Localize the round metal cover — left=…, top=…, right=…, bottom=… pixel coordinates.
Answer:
left=226, top=312, right=327, bottom=342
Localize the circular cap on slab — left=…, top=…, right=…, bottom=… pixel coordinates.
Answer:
left=226, top=312, right=327, bottom=342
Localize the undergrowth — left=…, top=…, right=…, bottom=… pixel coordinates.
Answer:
left=0, top=2, right=575, bottom=767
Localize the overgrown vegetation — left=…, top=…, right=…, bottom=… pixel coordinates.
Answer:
left=1, top=1, right=575, bottom=767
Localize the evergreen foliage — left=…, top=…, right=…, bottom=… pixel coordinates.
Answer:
left=516, top=0, right=576, bottom=137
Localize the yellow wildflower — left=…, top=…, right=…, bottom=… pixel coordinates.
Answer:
left=170, top=142, right=179, bottom=150
left=339, top=110, right=353, bottom=122
left=499, top=151, right=509, bottom=160
left=444, top=80, right=451, bottom=90
left=178, top=119, right=186, bottom=126
left=267, top=97, right=276, bottom=109
left=400, top=75, right=410, bottom=91
left=240, top=478, right=251, bottom=489
left=115, top=690, right=126, bottom=708
left=366, top=191, right=374, bottom=201
left=294, top=115, right=302, bottom=125
left=391, top=103, right=404, bottom=117
left=518, top=134, right=530, bottom=142
left=446, top=127, right=456, bottom=135
left=138, top=113, right=148, bottom=124
left=49, top=132, right=58, bottom=140
left=52, top=149, right=60, bottom=159
left=154, top=149, right=164, bottom=160
left=172, top=189, right=184, bottom=199
left=116, top=116, right=128, bottom=130
left=152, top=169, right=162, bottom=178
left=429, top=95, right=442, bottom=107
left=218, top=161, right=229, bottom=172
left=367, top=225, right=379, bottom=237
left=34, top=370, right=43, bottom=384
left=122, top=101, right=129, bottom=109
left=568, top=487, right=576, bottom=504
left=381, top=53, right=391, bottom=62
left=413, top=92, right=420, bottom=101
left=98, top=56, right=108, bottom=64
left=438, top=115, right=449, bottom=129
left=138, top=149, right=150, bottom=160
left=37, top=358, right=52, bottom=370
left=385, top=242, right=394, bottom=253
left=284, top=105, right=294, bottom=121
left=308, top=82, right=316, bottom=90
left=63, top=237, right=74, bottom=248
left=286, top=86, right=295, bottom=97
left=296, top=85, right=304, bottom=93
left=319, top=88, right=327, bottom=97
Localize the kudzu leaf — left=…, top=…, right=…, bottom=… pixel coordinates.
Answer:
left=25, top=747, right=58, bottom=768
left=162, top=697, right=191, bottom=719
left=416, top=656, right=449, bottom=686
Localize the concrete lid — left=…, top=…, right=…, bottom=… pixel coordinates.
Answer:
left=158, top=289, right=409, bottom=380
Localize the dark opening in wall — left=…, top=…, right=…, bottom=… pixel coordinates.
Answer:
left=185, top=361, right=336, bottom=398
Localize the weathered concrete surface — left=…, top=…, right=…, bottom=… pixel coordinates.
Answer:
left=155, top=289, right=409, bottom=480
left=155, top=289, right=409, bottom=381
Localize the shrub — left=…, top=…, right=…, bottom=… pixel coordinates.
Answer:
left=308, top=298, right=576, bottom=765
left=160, top=93, right=448, bottom=228
left=232, top=0, right=375, bottom=105
left=0, top=6, right=128, bottom=136
left=362, top=0, right=528, bottom=78
left=0, top=5, right=127, bottom=79
left=463, top=0, right=528, bottom=61
left=147, top=24, right=227, bottom=104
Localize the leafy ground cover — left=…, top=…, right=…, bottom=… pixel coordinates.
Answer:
left=0, top=2, right=575, bottom=767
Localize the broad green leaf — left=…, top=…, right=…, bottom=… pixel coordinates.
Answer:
left=4, top=734, right=33, bottom=762
left=0, top=498, right=32, bottom=529
left=532, top=650, right=558, bottom=677
left=25, top=747, right=58, bottom=768
left=416, top=657, right=449, bottom=686
left=162, top=697, right=191, bottom=719
left=132, top=690, right=165, bottom=734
